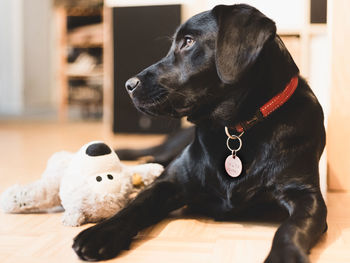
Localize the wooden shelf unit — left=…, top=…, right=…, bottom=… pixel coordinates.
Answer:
left=55, top=6, right=104, bottom=121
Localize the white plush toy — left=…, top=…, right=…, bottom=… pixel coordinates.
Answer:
left=0, top=141, right=164, bottom=226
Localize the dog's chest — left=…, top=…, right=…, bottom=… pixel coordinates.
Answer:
left=210, top=171, right=262, bottom=209
left=187, top=162, right=266, bottom=218
left=186, top=128, right=275, bottom=216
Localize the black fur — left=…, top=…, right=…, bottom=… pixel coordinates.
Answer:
left=116, top=126, right=195, bottom=166
left=73, top=4, right=327, bottom=262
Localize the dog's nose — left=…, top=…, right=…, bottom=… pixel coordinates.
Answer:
left=125, top=77, right=140, bottom=93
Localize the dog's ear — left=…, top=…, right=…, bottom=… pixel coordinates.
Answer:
left=212, top=4, right=276, bottom=84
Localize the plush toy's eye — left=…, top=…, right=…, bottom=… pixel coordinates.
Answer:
left=107, top=174, right=113, bottom=180
left=96, top=176, right=102, bottom=182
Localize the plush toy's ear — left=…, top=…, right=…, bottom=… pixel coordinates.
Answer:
left=212, top=4, right=276, bottom=84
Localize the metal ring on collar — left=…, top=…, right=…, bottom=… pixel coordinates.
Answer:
left=225, top=126, right=244, bottom=139
left=226, top=136, right=242, bottom=152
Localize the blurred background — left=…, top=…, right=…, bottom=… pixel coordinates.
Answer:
left=0, top=0, right=349, bottom=193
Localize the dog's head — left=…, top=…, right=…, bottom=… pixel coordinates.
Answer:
left=125, top=4, right=296, bottom=123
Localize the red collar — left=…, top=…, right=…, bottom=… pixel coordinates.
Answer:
left=234, top=76, right=299, bottom=133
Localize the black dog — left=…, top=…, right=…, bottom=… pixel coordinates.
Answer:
left=116, top=126, right=195, bottom=166
left=73, top=4, right=327, bottom=262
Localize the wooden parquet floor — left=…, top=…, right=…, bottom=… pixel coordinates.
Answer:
left=0, top=121, right=349, bottom=263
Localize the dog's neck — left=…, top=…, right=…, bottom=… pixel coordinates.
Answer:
left=189, top=36, right=299, bottom=129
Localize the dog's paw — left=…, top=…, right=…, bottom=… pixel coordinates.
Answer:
left=72, top=218, right=135, bottom=261
left=264, top=245, right=310, bottom=263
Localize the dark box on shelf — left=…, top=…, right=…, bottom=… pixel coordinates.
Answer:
left=112, top=5, right=181, bottom=134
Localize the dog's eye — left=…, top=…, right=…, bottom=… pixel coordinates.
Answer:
left=181, top=36, right=195, bottom=50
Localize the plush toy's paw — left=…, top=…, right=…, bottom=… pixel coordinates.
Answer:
left=62, top=210, right=86, bottom=227
left=143, top=163, right=164, bottom=186
left=0, top=185, right=32, bottom=213
left=149, top=163, right=164, bottom=175
left=128, top=163, right=164, bottom=187
left=73, top=218, right=136, bottom=261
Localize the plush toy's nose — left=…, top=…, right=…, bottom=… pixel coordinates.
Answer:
left=86, top=143, right=112, bottom=156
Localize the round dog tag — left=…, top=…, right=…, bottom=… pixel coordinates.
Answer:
left=225, top=155, right=242, bottom=177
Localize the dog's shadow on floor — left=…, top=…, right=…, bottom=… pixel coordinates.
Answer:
left=123, top=204, right=336, bottom=261
left=125, top=205, right=286, bottom=253
left=309, top=220, right=340, bottom=262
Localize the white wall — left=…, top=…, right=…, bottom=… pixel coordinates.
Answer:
left=0, top=0, right=24, bottom=115
left=181, top=0, right=306, bottom=31
left=22, top=0, right=55, bottom=112
left=0, top=0, right=55, bottom=117
left=206, top=0, right=306, bottom=31
left=309, top=34, right=330, bottom=198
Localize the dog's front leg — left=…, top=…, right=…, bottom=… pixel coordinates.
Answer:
left=265, top=189, right=327, bottom=263
left=72, top=179, right=185, bottom=261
